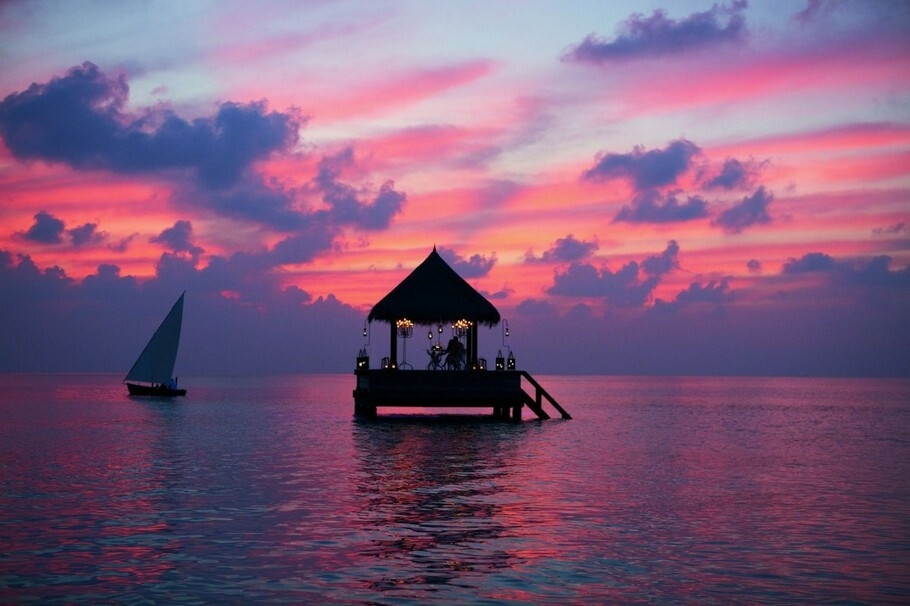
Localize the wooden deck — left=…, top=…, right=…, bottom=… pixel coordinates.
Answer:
left=353, top=369, right=571, bottom=420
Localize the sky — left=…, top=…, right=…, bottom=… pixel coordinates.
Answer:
left=0, top=0, right=908, bottom=377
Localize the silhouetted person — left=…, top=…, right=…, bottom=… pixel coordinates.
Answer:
left=445, top=337, right=464, bottom=370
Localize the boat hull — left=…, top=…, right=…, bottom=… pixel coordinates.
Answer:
left=126, top=382, right=187, bottom=397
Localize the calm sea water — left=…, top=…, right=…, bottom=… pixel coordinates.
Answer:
left=1, top=373, right=908, bottom=604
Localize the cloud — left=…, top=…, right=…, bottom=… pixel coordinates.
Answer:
left=437, top=246, right=496, bottom=278
left=614, top=190, right=709, bottom=223
left=15, top=210, right=106, bottom=247
left=266, top=223, right=338, bottom=265
left=547, top=241, right=679, bottom=306
left=564, top=1, right=747, bottom=64
left=314, top=148, right=406, bottom=231
left=525, top=234, right=598, bottom=264
left=713, top=186, right=774, bottom=233
left=67, top=222, right=104, bottom=247
left=0, top=249, right=364, bottom=374
left=652, top=278, right=733, bottom=313
left=150, top=220, right=204, bottom=259
left=747, top=259, right=762, bottom=274
left=641, top=240, right=680, bottom=276
left=0, top=62, right=301, bottom=189
left=873, top=222, right=908, bottom=236
left=842, top=255, right=910, bottom=288
left=782, top=252, right=836, bottom=274
left=583, top=139, right=700, bottom=190
left=781, top=252, right=910, bottom=288
left=701, top=157, right=761, bottom=190
left=1, top=64, right=406, bottom=266
left=515, top=298, right=558, bottom=317
left=18, top=211, right=65, bottom=244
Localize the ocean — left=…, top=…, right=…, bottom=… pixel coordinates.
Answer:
left=1, top=373, right=908, bottom=604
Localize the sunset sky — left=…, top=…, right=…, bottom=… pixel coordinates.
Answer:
left=1, top=0, right=908, bottom=376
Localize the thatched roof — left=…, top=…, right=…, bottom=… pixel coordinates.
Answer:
left=368, top=247, right=501, bottom=326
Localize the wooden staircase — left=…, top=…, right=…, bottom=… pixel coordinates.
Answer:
left=519, top=371, right=572, bottom=420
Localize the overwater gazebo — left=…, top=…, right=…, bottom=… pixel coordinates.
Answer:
left=368, top=246, right=499, bottom=370
left=354, top=247, right=570, bottom=420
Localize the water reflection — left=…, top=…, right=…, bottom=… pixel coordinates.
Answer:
left=351, top=416, right=528, bottom=595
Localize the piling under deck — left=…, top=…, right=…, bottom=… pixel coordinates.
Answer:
left=353, top=369, right=570, bottom=420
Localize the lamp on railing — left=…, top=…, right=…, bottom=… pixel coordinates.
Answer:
left=356, top=347, right=369, bottom=370
left=495, top=349, right=505, bottom=371
left=507, top=350, right=516, bottom=370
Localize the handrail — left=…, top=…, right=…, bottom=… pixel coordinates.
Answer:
left=518, top=371, right=572, bottom=419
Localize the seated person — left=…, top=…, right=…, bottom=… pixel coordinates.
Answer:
left=444, top=337, right=465, bottom=370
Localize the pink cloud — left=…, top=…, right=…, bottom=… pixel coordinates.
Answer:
left=303, top=60, right=495, bottom=123
left=355, top=123, right=501, bottom=171
left=615, top=36, right=910, bottom=117
left=711, top=122, right=910, bottom=158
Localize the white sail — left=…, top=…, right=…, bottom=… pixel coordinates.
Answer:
left=124, top=293, right=184, bottom=385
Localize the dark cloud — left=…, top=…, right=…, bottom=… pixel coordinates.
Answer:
left=68, top=222, right=104, bottom=247
left=782, top=252, right=836, bottom=274
left=0, top=62, right=301, bottom=189
left=437, top=246, right=496, bottom=278
left=838, top=255, right=910, bottom=288
left=583, top=139, right=700, bottom=190
left=0, top=249, right=363, bottom=374
left=109, top=233, right=138, bottom=253
left=747, top=259, right=762, bottom=274
left=713, top=186, right=773, bottom=233
left=2, top=247, right=908, bottom=377
left=525, top=234, right=598, bottom=264
left=267, top=223, right=338, bottom=265
left=652, top=278, right=733, bottom=314
left=564, top=1, right=747, bottom=64
left=19, top=211, right=65, bottom=243
left=547, top=260, right=658, bottom=307
left=190, top=175, right=307, bottom=230
left=873, top=222, right=908, bottom=236
left=150, top=220, right=204, bottom=259
left=642, top=240, right=680, bottom=276
left=15, top=210, right=106, bottom=247
left=313, top=148, right=406, bottom=231
left=614, top=190, right=709, bottom=223
left=781, top=252, right=910, bottom=290
left=1, top=64, right=407, bottom=264
left=547, top=241, right=680, bottom=306
left=515, top=298, right=558, bottom=317
left=702, top=157, right=760, bottom=190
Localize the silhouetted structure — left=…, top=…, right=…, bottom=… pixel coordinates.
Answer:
left=354, top=247, right=570, bottom=420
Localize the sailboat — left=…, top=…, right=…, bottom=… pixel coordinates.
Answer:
left=124, top=292, right=187, bottom=397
